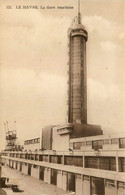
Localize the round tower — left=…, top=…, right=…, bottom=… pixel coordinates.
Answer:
left=68, top=12, right=88, bottom=124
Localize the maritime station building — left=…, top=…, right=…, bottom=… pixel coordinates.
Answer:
left=1, top=12, right=125, bottom=195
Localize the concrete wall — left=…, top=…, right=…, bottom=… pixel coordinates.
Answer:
left=118, top=188, right=125, bottom=195
left=6, top=159, right=9, bottom=166
left=62, top=171, right=67, bottom=191
left=53, top=127, right=69, bottom=151
left=31, top=166, right=39, bottom=179
left=103, top=144, right=111, bottom=149
left=44, top=167, right=48, bottom=183
left=13, top=161, right=16, bottom=169
left=22, top=163, right=28, bottom=175
left=57, top=170, right=62, bottom=189
left=76, top=174, right=82, bottom=195
left=47, top=168, right=51, bottom=184
left=82, top=179, right=90, bottom=195
left=9, top=160, right=12, bottom=168
left=110, top=144, right=119, bottom=150
left=44, top=167, right=51, bottom=184
left=105, top=185, right=117, bottom=195
left=4, top=159, right=9, bottom=167
left=17, top=162, right=20, bottom=171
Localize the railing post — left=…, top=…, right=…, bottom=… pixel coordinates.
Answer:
left=116, top=151, right=119, bottom=172
left=83, top=152, right=85, bottom=168
left=63, top=152, right=65, bottom=165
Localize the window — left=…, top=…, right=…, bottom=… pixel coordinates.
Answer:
left=85, top=157, right=98, bottom=169
left=119, top=157, right=125, bottom=172
left=42, top=155, right=48, bottom=162
left=50, top=155, right=63, bottom=164
left=119, top=138, right=125, bottom=148
left=73, top=142, right=82, bottom=150
left=64, top=156, right=83, bottom=167
left=92, top=140, right=103, bottom=150
left=85, top=157, right=116, bottom=171
left=109, top=158, right=116, bottom=171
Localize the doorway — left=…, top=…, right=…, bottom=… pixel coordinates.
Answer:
left=51, top=169, right=57, bottom=186
left=91, top=177, right=105, bottom=195
left=20, top=163, right=22, bottom=172
left=67, top=172, right=75, bottom=192
left=39, top=166, right=44, bottom=181
left=28, top=164, right=31, bottom=176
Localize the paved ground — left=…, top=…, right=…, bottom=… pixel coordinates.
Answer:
left=1, top=166, right=75, bottom=195
left=0, top=189, right=6, bottom=195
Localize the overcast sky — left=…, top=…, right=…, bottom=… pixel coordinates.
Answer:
left=0, top=0, right=125, bottom=149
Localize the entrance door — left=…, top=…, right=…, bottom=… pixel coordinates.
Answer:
left=15, top=162, right=18, bottom=170
left=28, top=164, right=31, bottom=176
left=39, top=167, right=44, bottom=181
left=91, top=177, right=105, bottom=195
left=20, top=163, right=22, bottom=172
left=51, top=169, right=57, bottom=186
left=67, top=173, right=75, bottom=192
left=12, top=161, right=14, bottom=169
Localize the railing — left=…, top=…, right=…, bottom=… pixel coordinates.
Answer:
left=1, top=149, right=125, bottom=173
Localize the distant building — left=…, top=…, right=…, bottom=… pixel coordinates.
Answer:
left=24, top=137, right=40, bottom=152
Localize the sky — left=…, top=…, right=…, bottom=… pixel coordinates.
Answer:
left=0, top=0, right=125, bottom=149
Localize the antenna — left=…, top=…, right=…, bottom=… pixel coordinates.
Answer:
left=78, top=0, right=81, bottom=24
left=78, top=0, right=80, bottom=14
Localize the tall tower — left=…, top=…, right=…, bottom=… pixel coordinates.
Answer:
left=68, top=2, right=88, bottom=124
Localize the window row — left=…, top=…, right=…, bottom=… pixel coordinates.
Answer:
left=72, top=137, right=125, bottom=150
left=24, top=138, right=40, bottom=145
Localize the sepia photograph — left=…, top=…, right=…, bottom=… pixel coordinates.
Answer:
left=0, top=0, right=125, bottom=194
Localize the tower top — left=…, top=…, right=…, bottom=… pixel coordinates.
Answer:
left=71, top=0, right=86, bottom=30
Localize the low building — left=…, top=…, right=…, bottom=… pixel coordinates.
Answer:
left=24, top=137, right=40, bottom=152
left=1, top=131, right=125, bottom=195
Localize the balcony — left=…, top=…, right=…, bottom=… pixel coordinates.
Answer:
left=56, top=124, right=73, bottom=135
